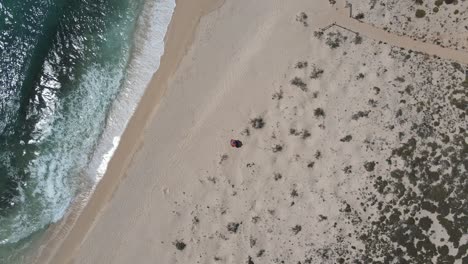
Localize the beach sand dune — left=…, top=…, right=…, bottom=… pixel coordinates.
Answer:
left=41, top=0, right=467, bottom=263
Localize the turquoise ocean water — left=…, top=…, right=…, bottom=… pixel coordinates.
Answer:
left=0, top=0, right=175, bottom=262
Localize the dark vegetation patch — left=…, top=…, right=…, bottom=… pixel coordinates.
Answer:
left=325, top=31, right=346, bottom=49
left=250, top=117, right=265, bottom=129
left=256, top=249, right=265, bottom=257
left=296, top=12, right=308, bottom=27
left=272, top=90, right=283, bottom=100
left=310, top=66, right=324, bottom=79
left=290, top=128, right=311, bottom=139
left=291, top=77, right=307, bottom=91
left=314, top=108, right=325, bottom=118
left=291, top=225, right=302, bottom=235
left=354, top=34, right=363, bottom=45
left=345, top=55, right=468, bottom=263
left=340, top=135, right=352, bottom=142
left=273, top=173, right=282, bottom=181
left=295, top=61, right=308, bottom=69
left=272, top=144, right=283, bottom=153
left=351, top=110, right=370, bottom=120
left=227, top=222, right=241, bottom=233
left=292, top=44, right=468, bottom=264
left=174, top=240, right=186, bottom=251
left=363, top=161, right=375, bottom=172
left=415, top=9, right=426, bottom=18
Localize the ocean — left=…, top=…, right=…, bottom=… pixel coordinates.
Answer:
left=0, top=0, right=175, bottom=262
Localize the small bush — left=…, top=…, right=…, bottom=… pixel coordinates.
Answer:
left=292, top=225, right=302, bottom=235
left=364, top=161, right=376, bottom=172
left=272, top=144, right=283, bottom=153
left=355, top=13, right=365, bottom=20
left=354, top=34, right=363, bottom=44
left=273, top=173, right=282, bottom=181
left=415, top=9, right=426, bottom=18
left=291, top=77, right=307, bottom=91
left=272, top=90, right=283, bottom=100
left=250, top=117, right=265, bottom=129
left=435, top=0, right=443, bottom=6
left=326, top=38, right=341, bottom=49
left=295, top=61, right=308, bottom=69
left=174, top=240, right=186, bottom=251
left=340, top=135, right=352, bottom=142
left=227, top=222, right=240, bottom=233
left=352, top=110, right=370, bottom=120
left=289, top=128, right=300, bottom=136
left=315, top=150, right=321, bottom=159
left=395, top=76, right=405, bottom=82
left=314, top=31, right=324, bottom=39
left=296, top=12, right=308, bottom=26
left=314, top=108, right=325, bottom=118
left=310, top=67, right=324, bottom=79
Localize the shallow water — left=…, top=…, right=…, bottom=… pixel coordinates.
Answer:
left=0, top=0, right=175, bottom=261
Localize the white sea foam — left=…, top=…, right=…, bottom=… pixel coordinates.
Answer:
left=86, top=0, right=176, bottom=182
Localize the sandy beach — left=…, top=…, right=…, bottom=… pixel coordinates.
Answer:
left=35, top=0, right=467, bottom=263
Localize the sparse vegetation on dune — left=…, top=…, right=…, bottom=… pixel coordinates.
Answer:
left=314, top=108, right=325, bottom=118
left=296, top=12, right=308, bottom=27
left=310, top=66, right=324, bottom=79
left=295, top=61, right=308, bottom=69
left=250, top=117, right=265, bottom=129
left=415, top=9, right=426, bottom=18
left=291, top=77, right=307, bottom=91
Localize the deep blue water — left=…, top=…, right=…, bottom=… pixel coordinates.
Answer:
left=0, top=0, right=145, bottom=261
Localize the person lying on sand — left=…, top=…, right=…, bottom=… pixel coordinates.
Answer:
left=230, top=139, right=242, bottom=148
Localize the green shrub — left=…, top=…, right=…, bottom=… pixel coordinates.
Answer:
left=435, top=0, right=443, bottom=6
left=433, top=7, right=439, bottom=12
left=415, top=9, right=426, bottom=18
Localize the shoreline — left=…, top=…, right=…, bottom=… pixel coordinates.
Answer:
left=32, top=0, right=224, bottom=263
left=28, top=0, right=468, bottom=262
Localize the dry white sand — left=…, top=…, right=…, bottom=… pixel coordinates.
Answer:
left=36, top=0, right=468, bottom=263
